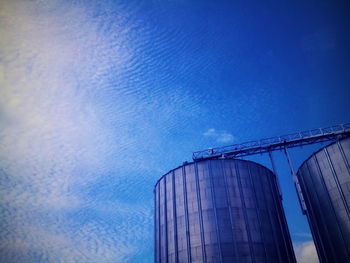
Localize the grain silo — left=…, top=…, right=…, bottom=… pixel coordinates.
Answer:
left=297, top=137, right=350, bottom=262
left=154, top=159, right=296, bottom=263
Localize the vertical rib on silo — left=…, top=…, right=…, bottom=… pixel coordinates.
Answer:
left=234, top=160, right=255, bottom=262
left=208, top=161, right=224, bottom=262
left=221, top=159, right=239, bottom=262
left=182, top=166, right=192, bottom=263
left=155, top=185, right=160, bottom=262
left=194, top=163, right=207, bottom=262
left=174, top=167, right=188, bottom=262
left=171, top=171, right=178, bottom=262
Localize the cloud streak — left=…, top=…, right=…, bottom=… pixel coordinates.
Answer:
left=0, top=1, right=154, bottom=261
left=203, top=128, right=235, bottom=143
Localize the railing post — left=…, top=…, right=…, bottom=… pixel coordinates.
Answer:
left=283, top=147, right=307, bottom=214
left=268, top=150, right=282, bottom=199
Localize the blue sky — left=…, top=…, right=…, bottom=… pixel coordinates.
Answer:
left=0, top=0, right=349, bottom=262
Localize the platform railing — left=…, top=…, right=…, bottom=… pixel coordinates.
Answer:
left=193, top=123, right=350, bottom=161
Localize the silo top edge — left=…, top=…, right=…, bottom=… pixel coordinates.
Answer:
left=296, top=137, right=349, bottom=176
left=154, top=158, right=275, bottom=189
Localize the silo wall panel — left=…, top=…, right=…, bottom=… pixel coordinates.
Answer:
left=155, top=159, right=296, bottom=263
left=297, top=137, right=350, bottom=263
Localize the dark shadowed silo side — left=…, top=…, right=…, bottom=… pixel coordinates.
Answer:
left=297, top=137, right=350, bottom=263
left=154, top=159, right=296, bottom=263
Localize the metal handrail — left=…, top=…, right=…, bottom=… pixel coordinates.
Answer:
left=193, top=123, right=350, bottom=161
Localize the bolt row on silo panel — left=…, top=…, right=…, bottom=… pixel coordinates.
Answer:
left=154, top=159, right=296, bottom=263
left=297, top=137, right=350, bottom=263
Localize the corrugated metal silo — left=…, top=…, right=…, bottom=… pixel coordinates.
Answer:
left=154, top=159, right=296, bottom=263
left=297, top=137, right=350, bottom=262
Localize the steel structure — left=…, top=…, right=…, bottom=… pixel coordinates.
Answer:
left=193, top=123, right=350, bottom=161
left=154, top=159, right=296, bottom=263
left=297, top=137, right=350, bottom=263
left=189, top=123, right=350, bottom=263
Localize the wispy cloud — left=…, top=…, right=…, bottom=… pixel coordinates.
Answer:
left=0, top=1, right=153, bottom=261
left=203, top=128, right=234, bottom=143
left=294, top=241, right=319, bottom=263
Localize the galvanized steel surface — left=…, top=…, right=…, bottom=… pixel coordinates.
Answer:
left=154, top=159, right=296, bottom=263
left=297, top=137, right=350, bottom=263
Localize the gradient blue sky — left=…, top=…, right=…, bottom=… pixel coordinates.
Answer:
left=1, top=0, right=349, bottom=262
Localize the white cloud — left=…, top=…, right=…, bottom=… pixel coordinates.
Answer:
left=0, top=215, right=137, bottom=263
left=203, top=128, right=217, bottom=136
left=294, top=241, right=319, bottom=263
left=0, top=1, right=153, bottom=261
left=203, top=128, right=234, bottom=143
